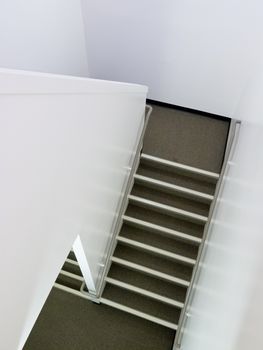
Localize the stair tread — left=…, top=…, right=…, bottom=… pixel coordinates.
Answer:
left=122, top=215, right=202, bottom=244
left=106, top=277, right=184, bottom=308
left=102, top=283, right=181, bottom=325
left=119, top=223, right=199, bottom=260
left=140, top=153, right=220, bottom=179
left=108, top=263, right=187, bottom=302
left=56, top=273, right=82, bottom=291
left=111, top=256, right=189, bottom=287
left=100, top=297, right=177, bottom=330
left=131, top=183, right=210, bottom=217
left=134, top=174, right=214, bottom=202
left=126, top=204, right=205, bottom=239
left=67, top=250, right=77, bottom=262
left=137, top=163, right=216, bottom=195
left=117, top=236, right=196, bottom=265
left=62, top=260, right=82, bottom=276
left=128, top=195, right=208, bottom=223
left=113, top=244, right=193, bottom=283
left=60, top=269, right=84, bottom=282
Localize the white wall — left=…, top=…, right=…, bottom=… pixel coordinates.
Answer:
left=82, top=0, right=263, bottom=116
left=179, top=70, right=263, bottom=350
left=0, top=0, right=89, bottom=76
left=0, top=69, right=147, bottom=349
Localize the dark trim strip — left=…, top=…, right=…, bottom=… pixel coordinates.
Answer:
left=146, top=99, right=231, bottom=123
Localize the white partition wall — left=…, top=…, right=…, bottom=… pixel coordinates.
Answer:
left=82, top=0, right=263, bottom=116
left=0, top=69, right=147, bottom=349
left=178, top=72, right=263, bottom=350
left=0, top=0, right=89, bottom=76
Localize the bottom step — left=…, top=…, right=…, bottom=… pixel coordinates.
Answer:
left=55, top=281, right=178, bottom=330
left=100, top=297, right=178, bottom=330
left=102, top=283, right=180, bottom=329
left=106, top=277, right=184, bottom=308
left=54, top=282, right=94, bottom=301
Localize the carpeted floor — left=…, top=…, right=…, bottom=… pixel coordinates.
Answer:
left=23, top=289, right=175, bottom=350
left=143, top=104, right=229, bottom=173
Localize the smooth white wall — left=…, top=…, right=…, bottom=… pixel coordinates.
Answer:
left=82, top=0, right=263, bottom=116
left=0, top=0, right=89, bottom=76
left=0, top=69, right=147, bottom=349
left=179, top=71, right=263, bottom=350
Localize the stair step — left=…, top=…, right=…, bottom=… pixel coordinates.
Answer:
left=140, top=153, right=219, bottom=180
left=131, top=184, right=210, bottom=217
left=100, top=297, right=177, bottom=330
left=119, top=223, right=199, bottom=260
left=113, top=244, right=193, bottom=283
left=54, top=283, right=95, bottom=302
left=65, top=258, right=79, bottom=266
left=67, top=250, right=78, bottom=262
left=102, top=284, right=180, bottom=328
left=55, top=272, right=83, bottom=291
left=60, top=269, right=84, bottom=282
left=134, top=174, right=214, bottom=202
left=125, top=204, right=204, bottom=239
left=111, top=256, right=190, bottom=287
left=117, top=236, right=196, bottom=266
left=106, top=277, right=184, bottom=308
left=122, top=215, right=202, bottom=244
left=108, top=263, right=187, bottom=302
left=128, top=195, right=208, bottom=223
left=137, top=162, right=216, bottom=195
left=62, top=259, right=82, bottom=276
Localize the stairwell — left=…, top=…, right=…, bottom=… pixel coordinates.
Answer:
left=27, top=102, right=230, bottom=350
left=100, top=102, right=229, bottom=329
left=101, top=153, right=217, bottom=330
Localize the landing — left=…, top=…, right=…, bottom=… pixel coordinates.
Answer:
left=144, top=103, right=230, bottom=173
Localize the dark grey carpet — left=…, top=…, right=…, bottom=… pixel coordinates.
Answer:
left=137, top=162, right=217, bottom=194
left=23, top=289, right=174, bottom=350
left=131, top=183, right=210, bottom=216
left=113, top=245, right=193, bottom=281
left=143, top=105, right=229, bottom=173
left=126, top=204, right=205, bottom=238
left=102, top=284, right=180, bottom=323
left=119, top=224, right=199, bottom=259
left=108, top=264, right=187, bottom=302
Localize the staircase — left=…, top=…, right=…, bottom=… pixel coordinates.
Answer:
left=100, top=151, right=218, bottom=331
left=55, top=103, right=230, bottom=343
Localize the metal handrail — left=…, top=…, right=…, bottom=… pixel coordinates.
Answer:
left=174, top=118, right=241, bottom=349
left=91, top=104, right=153, bottom=300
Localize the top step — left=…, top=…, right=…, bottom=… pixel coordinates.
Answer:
left=140, top=153, right=220, bottom=181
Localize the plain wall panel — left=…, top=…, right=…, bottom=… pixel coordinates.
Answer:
left=0, top=0, right=89, bottom=76
left=0, top=69, right=147, bottom=349
left=82, top=0, right=263, bottom=116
